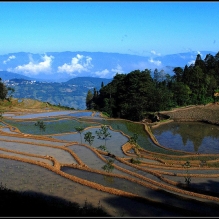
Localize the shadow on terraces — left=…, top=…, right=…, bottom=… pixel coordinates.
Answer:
left=0, top=185, right=110, bottom=217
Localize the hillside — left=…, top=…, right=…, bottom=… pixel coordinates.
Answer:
left=0, top=70, right=35, bottom=81
left=0, top=98, right=71, bottom=113
left=4, top=75, right=112, bottom=110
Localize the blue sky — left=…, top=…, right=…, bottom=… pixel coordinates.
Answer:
left=0, top=1, right=218, bottom=56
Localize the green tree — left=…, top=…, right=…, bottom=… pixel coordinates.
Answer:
left=7, top=87, right=15, bottom=101
left=75, top=126, right=85, bottom=144
left=34, top=120, right=46, bottom=135
left=153, top=68, right=159, bottom=82
left=86, top=90, right=93, bottom=110
left=95, top=125, right=111, bottom=147
left=0, top=78, right=8, bottom=100
left=130, top=157, right=141, bottom=165
left=128, top=133, right=139, bottom=147
left=173, top=67, right=184, bottom=82
left=97, top=145, right=108, bottom=152
left=84, top=131, right=95, bottom=146
left=195, top=53, right=206, bottom=73
left=120, top=69, right=154, bottom=120
left=128, top=133, right=141, bottom=156
left=102, top=158, right=114, bottom=173
left=171, top=82, right=191, bottom=106
left=0, top=110, right=4, bottom=121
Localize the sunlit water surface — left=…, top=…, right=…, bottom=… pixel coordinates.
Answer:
left=152, top=122, right=219, bottom=154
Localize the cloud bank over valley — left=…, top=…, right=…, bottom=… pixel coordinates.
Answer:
left=0, top=50, right=216, bottom=82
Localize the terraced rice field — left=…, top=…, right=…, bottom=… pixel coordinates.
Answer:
left=1, top=107, right=219, bottom=217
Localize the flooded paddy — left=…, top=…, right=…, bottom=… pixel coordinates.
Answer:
left=68, top=144, right=109, bottom=171
left=0, top=150, right=53, bottom=165
left=4, top=118, right=100, bottom=135
left=1, top=110, right=219, bottom=216
left=152, top=121, right=219, bottom=154
left=0, top=141, right=77, bottom=164
left=0, top=158, right=128, bottom=216
left=53, top=127, right=129, bottom=157
left=0, top=135, right=67, bottom=146
left=95, top=119, right=186, bottom=155
left=0, top=127, right=19, bottom=134
left=9, top=110, right=78, bottom=119
left=60, top=166, right=218, bottom=213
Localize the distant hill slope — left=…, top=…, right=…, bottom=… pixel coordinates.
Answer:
left=0, top=70, right=35, bottom=81
left=0, top=98, right=69, bottom=112
left=5, top=76, right=112, bottom=110
left=65, top=76, right=112, bottom=87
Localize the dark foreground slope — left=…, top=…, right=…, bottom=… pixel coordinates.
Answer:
left=0, top=183, right=110, bottom=217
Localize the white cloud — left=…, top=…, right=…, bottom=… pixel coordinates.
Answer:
left=178, top=54, right=186, bottom=59
left=3, top=55, right=16, bottom=64
left=197, top=51, right=203, bottom=57
left=111, top=64, right=124, bottom=74
left=148, top=58, right=162, bottom=66
left=188, top=51, right=203, bottom=66
left=8, top=54, right=54, bottom=76
left=57, top=54, right=93, bottom=75
left=188, top=60, right=195, bottom=66
left=94, top=69, right=110, bottom=77
left=94, top=65, right=124, bottom=78
left=150, top=50, right=161, bottom=56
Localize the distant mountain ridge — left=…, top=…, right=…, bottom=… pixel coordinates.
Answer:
left=1, top=49, right=218, bottom=110
left=65, top=76, right=111, bottom=87
left=0, top=51, right=217, bottom=82
left=4, top=73, right=112, bottom=109
left=0, top=70, right=35, bottom=81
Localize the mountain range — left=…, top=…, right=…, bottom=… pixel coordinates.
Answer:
left=0, top=50, right=217, bottom=82
left=0, top=50, right=217, bottom=109
left=3, top=74, right=112, bottom=110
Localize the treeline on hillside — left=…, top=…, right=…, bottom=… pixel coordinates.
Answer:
left=86, top=52, right=219, bottom=121
left=0, top=78, right=14, bottom=101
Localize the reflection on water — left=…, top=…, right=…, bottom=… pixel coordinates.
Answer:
left=53, top=127, right=129, bottom=158
left=60, top=166, right=210, bottom=208
left=4, top=119, right=99, bottom=135
left=152, top=122, right=219, bottom=154
left=68, top=145, right=108, bottom=170
left=61, top=167, right=148, bottom=195
left=100, top=119, right=185, bottom=155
